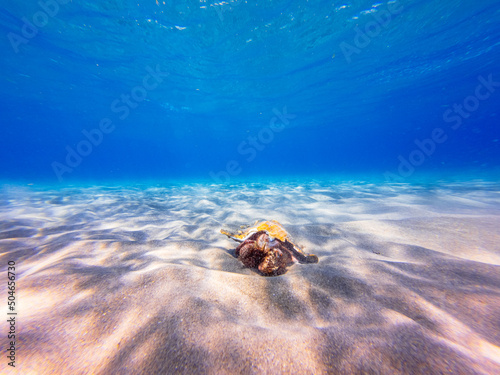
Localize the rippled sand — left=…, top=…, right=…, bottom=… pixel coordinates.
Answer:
left=1, top=181, right=500, bottom=374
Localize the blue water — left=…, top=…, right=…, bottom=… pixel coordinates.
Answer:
left=2, top=4, right=500, bottom=372
left=1, top=0, right=499, bottom=184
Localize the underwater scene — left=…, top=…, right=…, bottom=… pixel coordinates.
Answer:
left=1, top=0, right=500, bottom=374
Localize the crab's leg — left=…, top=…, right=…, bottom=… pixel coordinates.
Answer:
left=220, top=229, right=244, bottom=242
left=284, top=241, right=319, bottom=264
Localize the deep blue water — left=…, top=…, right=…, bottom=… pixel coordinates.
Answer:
left=1, top=0, right=499, bottom=184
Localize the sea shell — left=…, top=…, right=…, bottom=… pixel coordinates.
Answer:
left=221, top=220, right=318, bottom=276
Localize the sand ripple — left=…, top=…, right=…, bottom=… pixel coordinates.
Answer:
left=1, top=181, right=500, bottom=374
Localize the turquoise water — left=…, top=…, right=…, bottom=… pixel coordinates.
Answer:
left=1, top=0, right=499, bottom=184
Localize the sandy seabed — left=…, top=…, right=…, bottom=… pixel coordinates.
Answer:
left=1, top=181, right=500, bottom=374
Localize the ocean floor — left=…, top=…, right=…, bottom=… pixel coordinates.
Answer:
left=1, top=181, right=500, bottom=374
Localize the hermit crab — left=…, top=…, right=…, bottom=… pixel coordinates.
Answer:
left=221, top=220, right=318, bottom=276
